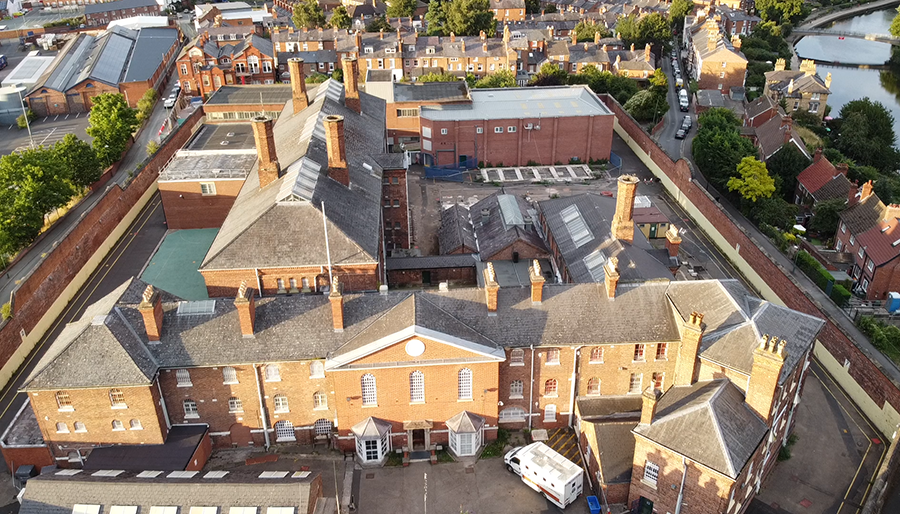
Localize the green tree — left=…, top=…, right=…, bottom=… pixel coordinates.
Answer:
left=891, top=6, right=900, bottom=38
left=474, top=69, right=516, bottom=88
left=637, top=12, right=672, bottom=52
left=698, top=107, right=742, bottom=132
left=54, top=134, right=102, bottom=189
left=425, top=0, right=446, bottom=35
left=386, top=0, right=417, bottom=18
left=443, top=0, right=495, bottom=37
left=765, top=143, right=810, bottom=200
left=136, top=88, right=158, bottom=122
left=365, top=15, right=391, bottom=32
left=329, top=5, right=351, bottom=29
left=836, top=98, right=900, bottom=172
left=86, top=93, right=139, bottom=168
left=418, top=72, right=462, bottom=82
left=809, top=198, right=847, bottom=236
left=572, top=21, right=611, bottom=43
left=728, top=156, right=776, bottom=202
left=692, top=110, right=758, bottom=188
left=669, top=0, right=694, bottom=29
left=292, top=0, right=326, bottom=30
left=754, top=0, right=803, bottom=23
left=648, top=68, right=667, bottom=93
left=749, top=197, right=799, bottom=230
left=623, top=89, right=667, bottom=122
left=569, top=65, right=639, bottom=103
left=529, top=62, right=568, bottom=86
left=615, top=14, right=640, bottom=43
left=525, top=0, right=540, bottom=14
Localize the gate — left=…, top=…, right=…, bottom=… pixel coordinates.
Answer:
left=424, top=156, right=477, bottom=182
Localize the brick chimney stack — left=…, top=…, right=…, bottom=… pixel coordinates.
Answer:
left=529, top=259, right=545, bottom=304
left=234, top=281, right=256, bottom=338
left=288, top=58, right=308, bottom=114
left=782, top=116, right=794, bottom=144
left=138, top=285, right=164, bottom=342
left=484, top=262, right=499, bottom=313
left=342, top=56, right=361, bottom=114
left=861, top=180, right=874, bottom=201
left=813, top=147, right=823, bottom=163
left=640, top=386, right=661, bottom=425
left=594, top=31, right=601, bottom=45
left=323, top=115, right=349, bottom=187
left=746, top=334, right=787, bottom=423
left=674, top=311, right=704, bottom=386
left=848, top=181, right=859, bottom=207
left=644, top=43, right=651, bottom=62
left=835, top=163, right=848, bottom=177
left=611, top=174, right=639, bottom=243
left=665, top=224, right=682, bottom=258
left=329, top=276, right=344, bottom=332
left=251, top=116, right=280, bottom=188
left=603, top=257, right=619, bottom=300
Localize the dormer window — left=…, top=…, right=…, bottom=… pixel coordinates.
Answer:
left=385, top=48, right=396, bottom=53
left=407, top=45, right=415, bottom=51
left=426, top=47, right=435, bottom=54
left=364, top=46, right=374, bottom=54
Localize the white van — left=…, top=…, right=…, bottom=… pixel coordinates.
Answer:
left=679, top=89, right=689, bottom=112
left=504, top=442, right=584, bottom=509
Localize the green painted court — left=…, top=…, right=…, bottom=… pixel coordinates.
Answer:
left=141, top=229, right=219, bottom=300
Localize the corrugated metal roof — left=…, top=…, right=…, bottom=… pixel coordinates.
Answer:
left=123, top=28, right=178, bottom=83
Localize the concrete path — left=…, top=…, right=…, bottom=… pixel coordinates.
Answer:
left=799, top=0, right=900, bottom=30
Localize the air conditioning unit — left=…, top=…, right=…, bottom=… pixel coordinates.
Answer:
left=524, top=123, right=533, bottom=129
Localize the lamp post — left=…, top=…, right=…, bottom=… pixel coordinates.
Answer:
left=17, top=88, right=34, bottom=150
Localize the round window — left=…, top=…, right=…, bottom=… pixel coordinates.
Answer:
left=405, top=339, right=425, bottom=357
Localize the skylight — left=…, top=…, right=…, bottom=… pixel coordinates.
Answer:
left=258, top=471, right=289, bottom=479
left=56, top=469, right=83, bottom=476
left=167, top=471, right=199, bottom=478
left=73, top=506, right=101, bottom=514
left=560, top=205, right=594, bottom=248
left=176, top=300, right=216, bottom=316
left=137, top=471, right=163, bottom=478
left=204, top=471, right=229, bottom=479
left=583, top=250, right=607, bottom=282
left=91, top=470, right=125, bottom=477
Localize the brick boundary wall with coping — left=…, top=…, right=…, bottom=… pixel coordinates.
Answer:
left=0, top=107, right=206, bottom=389
left=599, top=93, right=900, bottom=434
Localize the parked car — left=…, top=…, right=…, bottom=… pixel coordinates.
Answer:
left=675, top=127, right=687, bottom=139
left=682, top=115, right=692, bottom=131
left=678, top=89, right=689, bottom=112
left=164, top=93, right=177, bottom=108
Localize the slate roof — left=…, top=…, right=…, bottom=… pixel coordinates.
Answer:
left=439, top=204, right=478, bottom=254
left=392, top=81, right=470, bottom=103
left=471, top=193, right=547, bottom=261
left=839, top=191, right=885, bottom=235
left=200, top=78, right=389, bottom=271
left=123, top=28, right=179, bottom=83
left=19, top=469, right=319, bottom=514
left=589, top=421, right=637, bottom=484
left=754, top=115, right=810, bottom=161
left=491, top=0, right=525, bottom=9
left=576, top=395, right=642, bottom=420
left=84, top=425, right=208, bottom=471
left=633, top=380, right=768, bottom=479
left=351, top=416, right=391, bottom=437
left=745, top=94, right=776, bottom=122
left=385, top=254, right=478, bottom=271
left=446, top=411, right=485, bottom=433
left=538, top=193, right=674, bottom=283
left=205, top=84, right=293, bottom=105
left=856, top=216, right=900, bottom=267
left=765, top=70, right=831, bottom=97
left=84, top=0, right=157, bottom=15
left=23, top=279, right=823, bottom=390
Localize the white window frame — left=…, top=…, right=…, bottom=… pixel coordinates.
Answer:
left=361, top=374, right=377, bottom=406
left=56, top=422, right=69, bottom=433
left=587, top=377, right=601, bottom=395
left=273, top=394, right=289, bottom=413
left=508, top=126, right=517, bottom=133
left=643, top=461, right=660, bottom=486
left=265, top=364, right=281, bottom=382
left=310, top=361, right=325, bottom=378
left=589, top=347, right=603, bottom=364
left=74, top=421, right=87, bottom=433
left=656, top=343, right=668, bottom=360
left=440, top=128, right=448, bottom=135
left=223, top=366, right=238, bottom=384
left=410, top=370, right=425, bottom=403
left=499, top=407, right=526, bottom=422
left=228, top=397, right=243, bottom=413
left=867, top=260, right=875, bottom=273
left=510, top=380, right=524, bottom=399
left=129, top=419, right=143, bottom=430
left=544, top=404, right=556, bottom=422
left=109, top=389, right=127, bottom=409
left=476, top=126, right=483, bottom=134
left=544, top=379, right=558, bottom=397
left=458, top=368, right=473, bottom=400
left=629, top=373, right=643, bottom=394
left=56, top=391, right=73, bottom=411
left=175, top=369, right=192, bottom=387
left=200, top=183, right=216, bottom=196
left=313, top=391, right=328, bottom=410
left=494, top=126, right=503, bottom=133
left=111, top=420, right=125, bottom=431
left=546, top=348, right=560, bottom=365
left=633, top=344, right=646, bottom=362
left=183, top=400, right=199, bottom=419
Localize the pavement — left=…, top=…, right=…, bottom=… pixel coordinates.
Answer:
left=749, top=360, right=886, bottom=514
left=356, top=455, right=594, bottom=514
left=0, top=193, right=167, bottom=441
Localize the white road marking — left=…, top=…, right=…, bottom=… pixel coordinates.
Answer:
left=38, top=127, right=56, bottom=146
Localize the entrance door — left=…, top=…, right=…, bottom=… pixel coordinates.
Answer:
left=649, top=223, right=657, bottom=238
left=459, top=154, right=468, bottom=166
left=637, top=497, right=653, bottom=514
left=421, top=271, right=432, bottom=285
left=412, top=429, right=425, bottom=450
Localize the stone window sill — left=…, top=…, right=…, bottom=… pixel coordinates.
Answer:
left=223, top=381, right=239, bottom=385
left=509, top=395, right=524, bottom=400
left=177, top=383, right=193, bottom=388
left=640, top=479, right=658, bottom=490
left=58, top=407, right=74, bottom=412
left=313, top=406, right=329, bottom=411
left=111, top=405, right=128, bottom=410
left=184, top=414, right=199, bottom=419
left=509, top=363, right=525, bottom=367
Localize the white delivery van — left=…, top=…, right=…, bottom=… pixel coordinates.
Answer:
left=504, top=442, right=584, bottom=509
left=678, top=89, right=689, bottom=112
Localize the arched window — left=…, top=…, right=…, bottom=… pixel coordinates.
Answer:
left=544, top=379, right=558, bottom=397
left=409, top=371, right=425, bottom=403
left=510, top=348, right=524, bottom=365
left=55, top=422, right=68, bottom=433
left=589, top=347, right=604, bottom=364
left=111, top=420, right=124, bottom=431
left=315, top=418, right=333, bottom=435
left=499, top=407, right=527, bottom=422
left=109, top=388, right=126, bottom=408
left=510, top=380, right=524, bottom=398
left=544, top=404, right=557, bottom=422
left=313, top=391, right=327, bottom=409
left=265, top=364, right=281, bottom=382
left=183, top=399, right=198, bottom=418
left=274, top=394, right=289, bottom=413
left=129, top=419, right=142, bottom=430
left=228, top=397, right=243, bottom=412
left=587, top=378, right=601, bottom=395
left=73, top=421, right=86, bottom=433
left=310, top=361, right=325, bottom=378
left=223, top=366, right=238, bottom=384
left=56, top=391, right=72, bottom=410
left=175, top=368, right=192, bottom=386
left=274, top=420, right=295, bottom=442
left=361, top=374, right=377, bottom=406
left=458, top=368, right=473, bottom=400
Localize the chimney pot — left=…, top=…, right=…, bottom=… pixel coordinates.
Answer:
left=835, top=162, right=848, bottom=177
left=138, top=285, right=163, bottom=342
left=252, top=116, right=280, bottom=188
left=611, top=175, right=639, bottom=243
left=323, top=115, right=349, bottom=187
left=288, top=58, right=308, bottom=114
left=640, top=386, right=661, bottom=425
left=674, top=311, right=704, bottom=385
left=665, top=224, right=682, bottom=258
left=234, top=281, right=256, bottom=338
left=329, top=277, right=344, bottom=332
left=529, top=260, right=545, bottom=304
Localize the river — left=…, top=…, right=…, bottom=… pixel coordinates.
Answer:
left=794, top=7, right=900, bottom=138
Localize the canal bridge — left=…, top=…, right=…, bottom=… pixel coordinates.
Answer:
left=792, top=28, right=900, bottom=45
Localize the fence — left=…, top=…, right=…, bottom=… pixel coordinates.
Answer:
left=0, top=107, right=205, bottom=388
left=424, top=156, right=477, bottom=183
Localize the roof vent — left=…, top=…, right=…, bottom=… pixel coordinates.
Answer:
left=220, top=140, right=230, bottom=145
left=226, top=132, right=236, bottom=137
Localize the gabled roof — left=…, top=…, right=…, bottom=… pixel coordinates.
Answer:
left=744, top=94, right=776, bottom=121
left=856, top=216, right=900, bottom=267
left=446, top=411, right=485, bottom=433
left=24, top=279, right=160, bottom=390
left=633, top=380, right=768, bottom=479
left=352, top=416, right=391, bottom=438
left=754, top=116, right=810, bottom=161
left=797, top=155, right=837, bottom=194
left=538, top=193, right=674, bottom=283
left=840, top=192, right=885, bottom=235
left=471, top=193, right=547, bottom=261
left=765, top=70, right=831, bottom=96
left=439, top=204, right=478, bottom=255
left=200, top=79, right=388, bottom=271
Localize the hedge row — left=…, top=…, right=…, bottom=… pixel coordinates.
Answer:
left=857, top=316, right=900, bottom=363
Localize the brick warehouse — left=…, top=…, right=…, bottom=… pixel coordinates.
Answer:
left=419, top=85, right=614, bottom=167
left=18, top=256, right=823, bottom=514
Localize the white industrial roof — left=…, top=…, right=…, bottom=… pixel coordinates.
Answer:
left=1, top=55, right=54, bottom=87
left=419, top=85, right=613, bottom=121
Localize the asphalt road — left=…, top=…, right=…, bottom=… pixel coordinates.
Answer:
left=656, top=53, right=697, bottom=163
left=0, top=113, right=92, bottom=153
left=0, top=193, right=166, bottom=434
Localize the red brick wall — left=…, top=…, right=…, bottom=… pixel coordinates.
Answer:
left=382, top=168, right=410, bottom=250
left=29, top=385, right=168, bottom=459
left=387, top=267, right=477, bottom=287
left=422, top=113, right=613, bottom=167
left=1, top=445, right=54, bottom=473
left=201, top=264, right=380, bottom=297
left=159, top=179, right=244, bottom=229
left=0, top=108, right=206, bottom=388
left=185, top=430, right=212, bottom=470
left=602, top=93, right=900, bottom=433
left=698, top=59, right=746, bottom=91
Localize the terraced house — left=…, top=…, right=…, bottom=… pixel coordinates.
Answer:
left=176, top=32, right=276, bottom=98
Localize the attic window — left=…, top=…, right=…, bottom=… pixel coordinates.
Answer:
left=167, top=471, right=199, bottom=478
left=892, top=239, right=900, bottom=247
left=882, top=226, right=890, bottom=233
left=364, top=46, right=374, bottom=53
left=177, top=300, right=216, bottom=316
left=73, top=506, right=101, bottom=514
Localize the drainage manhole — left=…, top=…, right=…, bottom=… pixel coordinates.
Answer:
left=465, top=467, right=475, bottom=474
left=366, top=473, right=375, bottom=479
